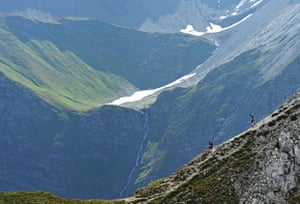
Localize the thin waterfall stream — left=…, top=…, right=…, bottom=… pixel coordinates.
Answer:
left=119, top=112, right=150, bottom=197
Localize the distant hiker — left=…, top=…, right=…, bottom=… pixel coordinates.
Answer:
left=208, top=141, right=213, bottom=150
left=249, top=113, right=255, bottom=127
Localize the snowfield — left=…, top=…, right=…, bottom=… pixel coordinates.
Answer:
left=110, top=73, right=196, bottom=105
left=181, top=14, right=253, bottom=36
left=111, top=0, right=261, bottom=106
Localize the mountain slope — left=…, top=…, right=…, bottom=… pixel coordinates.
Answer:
left=0, top=71, right=147, bottom=199
left=0, top=16, right=134, bottom=111
left=0, top=192, right=117, bottom=204
left=132, top=49, right=300, bottom=194
left=1, top=88, right=299, bottom=203
left=126, top=0, right=300, bottom=193
left=0, top=0, right=299, bottom=200
left=0, top=0, right=266, bottom=33
left=134, top=89, right=300, bottom=203
left=0, top=15, right=215, bottom=110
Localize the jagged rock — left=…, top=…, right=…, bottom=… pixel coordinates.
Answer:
left=131, top=89, right=300, bottom=203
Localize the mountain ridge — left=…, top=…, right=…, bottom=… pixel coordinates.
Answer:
left=132, top=48, right=300, bottom=194
left=0, top=0, right=299, bottom=200
left=0, top=14, right=215, bottom=110
left=132, top=88, right=300, bottom=203
left=0, top=88, right=299, bottom=203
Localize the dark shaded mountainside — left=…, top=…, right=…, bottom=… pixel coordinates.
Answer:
left=0, top=0, right=300, bottom=201
left=0, top=14, right=214, bottom=199
left=0, top=71, right=145, bottom=199
left=1, top=89, right=300, bottom=203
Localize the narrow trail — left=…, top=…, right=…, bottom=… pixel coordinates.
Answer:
left=119, top=112, right=150, bottom=197
left=116, top=92, right=300, bottom=203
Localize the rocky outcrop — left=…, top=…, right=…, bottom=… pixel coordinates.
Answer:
left=238, top=92, right=300, bottom=203
left=0, top=0, right=248, bottom=33
left=132, top=89, right=300, bottom=203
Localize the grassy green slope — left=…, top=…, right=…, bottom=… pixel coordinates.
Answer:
left=0, top=18, right=133, bottom=111
left=5, top=16, right=215, bottom=89
left=0, top=69, right=145, bottom=199
left=0, top=15, right=215, bottom=111
left=0, top=192, right=120, bottom=204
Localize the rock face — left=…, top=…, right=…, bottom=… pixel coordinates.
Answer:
left=238, top=95, right=300, bottom=203
left=133, top=90, right=300, bottom=203
left=0, top=0, right=266, bottom=33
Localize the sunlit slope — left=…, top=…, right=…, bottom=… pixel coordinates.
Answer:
left=0, top=192, right=118, bottom=204
left=0, top=15, right=215, bottom=110
left=0, top=21, right=133, bottom=111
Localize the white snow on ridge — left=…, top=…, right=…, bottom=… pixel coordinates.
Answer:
left=206, top=23, right=223, bottom=33
left=110, top=89, right=157, bottom=105
left=109, top=73, right=196, bottom=105
left=220, top=14, right=253, bottom=31
left=180, top=25, right=205, bottom=36
left=233, top=0, right=264, bottom=16
left=181, top=14, right=253, bottom=36
left=251, top=0, right=263, bottom=8
left=236, top=0, right=248, bottom=10
left=231, top=11, right=238, bottom=16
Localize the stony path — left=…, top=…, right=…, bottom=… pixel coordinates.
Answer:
left=117, top=90, right=300, bottom=203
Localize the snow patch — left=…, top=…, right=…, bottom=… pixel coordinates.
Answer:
left=110, top=73, right=196, bottom=105
left=222, top=14, right=253, bottom=30
left=181, top=14, right=253, bottom=36
left=231, top=11, right=238, bottom=16
left=206, top=23, right=223, bottom=33
left=251, top=0, right=264, bottom=8
left=180, top=25, right=205, bottom=36
left=231, top=0, right=263, bottom=16
left=236, top=0, right=248, bottom=10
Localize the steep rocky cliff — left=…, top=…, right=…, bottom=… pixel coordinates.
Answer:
left=133, top=89, right=300, bottom=203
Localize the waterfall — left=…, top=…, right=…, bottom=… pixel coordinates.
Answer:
left=119, top=112, right=150, bottom=197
